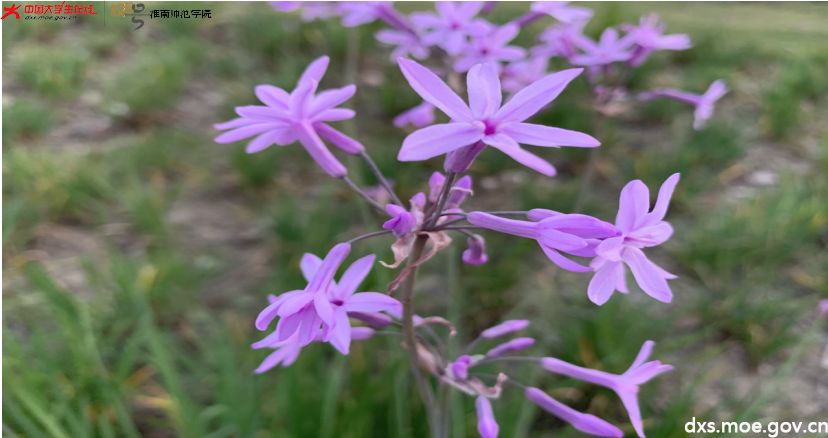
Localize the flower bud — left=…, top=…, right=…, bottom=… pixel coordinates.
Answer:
left=475, top=396, right=499, bottom=438
left=449, top=355, right=471, bottom=380
left=446, top=175, right=472, bottom=209
left=524, top=388, right=623, bottom=438
left=486, top=337, right=535, bottom=358
left=350, top=327, right=375, bottom=340
left=348, top=311, right=393, bottom=328
left=428, top=172, right=446, bottom=203
left=481, top=320, right=530, bottom=339
left=462, top=234, right=488, bottom=265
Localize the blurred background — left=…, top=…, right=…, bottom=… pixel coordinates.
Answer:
left=3, top=2, right=828, bottom=437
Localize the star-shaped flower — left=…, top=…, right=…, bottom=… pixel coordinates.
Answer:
left=410, top=1, right=491, bottom=55
left=530, top=1, right=593, bottom=23
left=622, top=14, right=691, bottom=66
left=214, top=56, right=362, bottom=178
left=398, top=59, right=599, bottom=176
left=638, top=80, right=727, bottom=130
left=454, top=23, right=527, bottom=73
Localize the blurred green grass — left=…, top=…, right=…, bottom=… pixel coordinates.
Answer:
left=3, top=2, right=828, bottom=437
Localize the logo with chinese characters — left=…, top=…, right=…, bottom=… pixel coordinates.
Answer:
left=2, top=2, right=97, bottom=19
left=110, top=2, right=211, bottom=29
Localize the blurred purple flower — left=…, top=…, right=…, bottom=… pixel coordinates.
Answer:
left=524, top=388, right=623, bottom=437
left=530, top=1, right=593, bottom=23
left=818, top=299, right=828, bottom=317
left=481, top=320, right=530, bottom=338
left=468, top=211, right=617, bottom=272
left=454, top=24, right=526, bottom=73
left=475, top=396, right=499, bottom=438
left=532, top=20, right=590, bottom=60
left=214, top=56, right=362, bottom=178
left=384, top=204, right=418, bottom=238
left=449, top=355, right=472, bottom=380
left=397, top=59, right=599, bottom=175
left=463, top=234, right=489, bottom=265
left=486, top=337, right=535, bottom=358
left=570, top=28, right=633, bottom=66
left=622, top=14, right=692, bottom=66
left=501, top=56, right=551, bottom=94
left=410, top=1, right=491, bottom=55
left=376, top=29, right=430, bottom=61
left=394, top=101, right=436, bottom=129
left=270, top=1, right=339, bottom=22
left=588, top=174, right=680, bottom=305
left=338, top=1, right=389, bottom=27
left=639, top=80, right=727, bottom=130
left=252, top=324, right=375, bottom=373
left=540, top=341, right=673, bottom=438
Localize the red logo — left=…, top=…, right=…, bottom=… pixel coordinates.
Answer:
left=2, top=3, right=22, bottom=19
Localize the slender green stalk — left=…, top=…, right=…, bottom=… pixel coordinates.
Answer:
left=400, top=234, right=438, bottom=436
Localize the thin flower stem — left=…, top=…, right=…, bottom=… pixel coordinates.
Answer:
left=470, top=356, right=541, bottom=368
left=439, top=212, right=467, bottom=218
left=341, top=176, right=387, bottom=213
left=418, top=324, right=447, bottom=359
left=449, top=229, right=475, bottom=238
left=424, top=172, right=457, bottom=230
left=359, top=151, right=404, bottom=206
left=433, top=217, right=466, bottom=228
left=399, top=234, right=438, bottom=436
left=346, top=230, right=393, bottom=245
left=470, top=373, right=529, bottom=391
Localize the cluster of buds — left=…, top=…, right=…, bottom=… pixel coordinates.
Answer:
left=212, top=2, right=728, bottom=437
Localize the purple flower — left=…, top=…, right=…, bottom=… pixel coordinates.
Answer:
left=639, top=80, right=727, bottom=130
left=463, top=234, right=489, bottom=265
left=570, top=28, right=633, bottom=67
left=486, top=337, right=535, bottom=358
left=428, top=172, right=447, bottom=203
left=376, top=29, right=430, bottom=61
left=530, top=1, right=593, bottom=23
left=270, top=1, right=339, bottom=22
left=475, top=396, right=499, bottom=438
left=449, top=355, right=472, bottom=380
left=501, top=56, right=551, bottom=94
left=397, top=59, right=600, bottom=176
left=524, top=388, right=623, bottom=437
left=819, top=299, right=828, bottom=317
left=454, top=24, right=527, bottom=73
left=622, top=14, right=692, bottom=67
left=338, top=1, right=388, bottom=27
left=255, top=244, right=401, bottom=354
left=481, top=320, right=529, bottom=338
left=394, top=101, right=436, bottom=129
left=587, top=174, right=680, bottom=305
left=533, top=20, right=590, bottom=60
left=297, top=250, right=401, bottom=354
left=383, top=204, right=418, bottom=238
left=468, top=211, right=617, bottom=272
left=252, top=326, right=374, bottom=373
left=540, top=341, right=673, bottom=438
left=214, top=56, right=363, bottom=178
left=410, top=1, right=491, bottom=55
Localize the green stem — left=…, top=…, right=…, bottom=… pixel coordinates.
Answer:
left=400, top=234, right=438, bottom=437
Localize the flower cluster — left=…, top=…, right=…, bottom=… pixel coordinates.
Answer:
left=215, top=2, right=726, bottom=437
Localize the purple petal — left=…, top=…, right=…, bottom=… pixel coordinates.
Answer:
left=537, top=228, right=587, bottom=253
left=254, top=344, right=299, bottom=373
left=538, top=214, right=617, bottom=239
left=277, top=292, right=315, bottom=318
left=294, top=120, right=347, bottom=178
left=618, top=390, right=645, bottom=438
left=299, top=55, right=330, bottom=84
left=275, top=311, right=304, bottom=341
left=348, top=311, right=393, bottom=328
left=236, top=105, right=292, bottom=122
left=300, top=253, right=323, bottom=283
left=329, top=308, right=352, bottom=355
left=540, top=246, right=593, bottom=273
left=342, top=292, right=402, bottom=314
left=615, top=180, right=650, bottom=234
left=398, top=123, right=484, bottom=161
left=475, top=396, right=499, bottom=438
left=501, top=123, right=600, bottom=148
left=467, top=212, right=538, bottom=239
left=483, top=133, right=557, bottom=176
left=428, top=172, right=446, bottom=203
left=588, top=260, right=620, bottom=305
left=312, top=122, right=364, bottom=155
left=397, top=58, right=473, bottom=122
left=527, top=209, right=563, bottom=222
left=481, top=320, right=530, bottom=339
left=494, top=68, right=583, bottom=124
left=595, top=236, right=624, bottom=261
left=306, top=243, right=351, bottom=292
left=637, top=173, right=680, bottom=228
left=215, top=118, right=257, bottom=130
left=310, top=85, right=356, bottom=117
left=255, top=85, right=291, bottom=109
left=628, top=340, right=655, bottom=370
left=255, top=290, right=305, bottom=331
left=246, top=129, right=287, bottom=153
left=350, top=326, right=375, bottom=341
left=467, top=63, right=502, bottom=119
left=215, top=123, right=282, bottom=144
left=336, top=254, right=376, bottom=299
left=539, top=358, right=616, bottom=388
left=524, top=388, right=623, bottom=438
left=296, top=309, right=321, bottom=346
left=314, top=291, right=335, bottom=326
left=621, top=247, right=673, bottom=303
left=486, top=337, right=535, bottom=358
left=290, top=79, right=318, bottom=119
left=316, top=108, right=355, bottom=122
